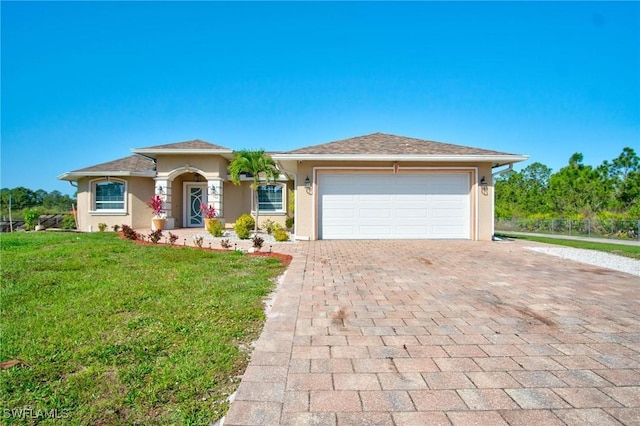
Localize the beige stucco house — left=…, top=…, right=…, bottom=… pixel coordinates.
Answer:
left=58, top=133, right=527, bottom=240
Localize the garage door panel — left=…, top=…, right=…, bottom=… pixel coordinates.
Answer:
left=323, top=208, right=355, bottom=219
left=359, top=208, right=392, bottom=219
left=360, top=225, right=393, bottom=237
left=396, top=208, right=428, bottom=219
left=319, top=173, right=470, bottom=239
left=433, top=210, right=464, bottom=220
left=323, top=226, right=356, bottom=239
left=359, top=194, right=393, bottom=202
left=432, top=225, right=467, bottom=238
left=395, top=225, right=427, bottom=236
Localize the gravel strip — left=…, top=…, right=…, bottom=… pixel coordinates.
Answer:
left=526, top=246, right=640, bottom=277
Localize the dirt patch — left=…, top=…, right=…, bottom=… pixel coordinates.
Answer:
left=330, top=307, right=348, bottom=327
left=514, top=307, right=555, bottom=326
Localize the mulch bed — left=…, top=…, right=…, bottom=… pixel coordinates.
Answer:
left=118, top=231, right=292, bottom=266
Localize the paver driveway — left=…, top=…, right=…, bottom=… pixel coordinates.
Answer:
left=223, top=240, right=640, bottom=426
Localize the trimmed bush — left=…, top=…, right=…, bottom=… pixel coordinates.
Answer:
left=206, top=219, right=224, bottom=237
left=273, top=229, right=290, bottom=242
left=234, top=214, right=255, bottom=239
left=285, top=216, right=294, bottom=230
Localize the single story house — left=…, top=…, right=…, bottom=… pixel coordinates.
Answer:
left=58, top=132, right=527, bottom=240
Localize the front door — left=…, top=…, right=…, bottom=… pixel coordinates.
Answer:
left=186, top=184, right=208, bottom=227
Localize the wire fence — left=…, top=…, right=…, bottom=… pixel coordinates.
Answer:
left=495, top=218, right=640, bottom=242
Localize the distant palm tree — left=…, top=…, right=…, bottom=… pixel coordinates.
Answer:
left=228, top=149, right=279, bottom=233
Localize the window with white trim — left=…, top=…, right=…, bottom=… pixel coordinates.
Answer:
left=256, top=184, right=284, bottom=212
left=93, top=179, right=126, bottom=211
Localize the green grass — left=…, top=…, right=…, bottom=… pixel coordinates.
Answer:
left=497, top=233, right=640, bottom=260
left=0, top=232, right=288, bottom=425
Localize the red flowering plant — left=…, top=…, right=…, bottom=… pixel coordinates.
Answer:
left=147, top=195, right=165, bottom=218
left=200, top=204, right=217, bottom=219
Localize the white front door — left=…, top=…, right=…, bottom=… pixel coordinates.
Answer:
left=185, top=184, right=208, bottom=227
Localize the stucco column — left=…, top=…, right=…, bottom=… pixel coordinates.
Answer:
left=208, top=178, right=224, bottom=221
left=155, top=179, right=175, bottom=230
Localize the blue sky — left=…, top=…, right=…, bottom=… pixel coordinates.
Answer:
left=2, top=1, right=638, bottom=196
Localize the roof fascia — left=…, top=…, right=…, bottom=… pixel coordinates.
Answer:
left=57, top=171, right=156, bottom=181
left=271, top=154, right=529, bottom=163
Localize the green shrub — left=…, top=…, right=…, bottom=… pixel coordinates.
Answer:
left=98, top=223, right=108, bottom=232
left=273, top=229, right=290, bottom=242
left=206, top=219, right=224, bottom=237
left=285, top=216, right=294, bottom=230
left=62, top=214, right=76, bottom=230
left=261, top=219, right=275, bottom=234
left=234, top=214, right=255, bottom=239
left=23, top=209, right=39, bottom=231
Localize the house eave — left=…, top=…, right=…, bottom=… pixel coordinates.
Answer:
left=270, top=154, right=529, bottom=164
left=57, top=171, right=156, bottom=181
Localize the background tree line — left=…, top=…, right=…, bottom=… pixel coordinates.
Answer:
left=0, top=187, right=77, bottom=220
left=495, top=147, right=639, bottom=219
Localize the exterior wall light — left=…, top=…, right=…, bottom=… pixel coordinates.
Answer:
left=480, top=176, right=488, bottom=195
left=304, top=176, right=312, bottom=194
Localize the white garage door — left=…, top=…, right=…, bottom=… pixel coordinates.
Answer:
left=319, top=173, right=471, bottom=240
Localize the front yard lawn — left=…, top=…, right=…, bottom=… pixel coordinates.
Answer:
left=0, top=232, right=288, bottom=425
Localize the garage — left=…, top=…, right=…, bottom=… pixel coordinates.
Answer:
left=318, top=173, right=471, bottom=240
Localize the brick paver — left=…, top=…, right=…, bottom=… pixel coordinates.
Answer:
left=217, top=239, right=640, bottom=425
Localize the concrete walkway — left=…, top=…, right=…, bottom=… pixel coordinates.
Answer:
left=216, top=239, right=640, bottom=426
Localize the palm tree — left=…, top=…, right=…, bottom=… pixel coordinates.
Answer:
left=228, top=149, right=279, bottom=233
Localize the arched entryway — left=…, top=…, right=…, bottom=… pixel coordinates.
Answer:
left=155, top=166, right=224, bottom=229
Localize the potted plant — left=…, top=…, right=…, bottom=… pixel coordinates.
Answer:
left=147, top=195, right=166, bottom=231
left=201, top=204, right=224, bottom=237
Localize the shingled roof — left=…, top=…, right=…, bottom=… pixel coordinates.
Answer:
left=131, top=139, right=234, bottom=159
left=272, top=132, right=528, bottom=166
left=280, top=132, right=511, bottom=156
left=58, top=155, right=156, bottom=181
left=134, top=139, right=232, bottom=151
